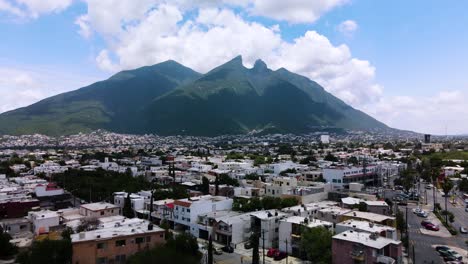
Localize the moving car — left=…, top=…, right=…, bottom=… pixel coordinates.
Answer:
left=416, top=211, right=428, bottom=218
left=426, top=184, right=433, bottom=189
left=221, top=245, right=234, bottom=253
left=447, top=250, right=463, bottom=260
left=460, top=227, right=467, bottom=234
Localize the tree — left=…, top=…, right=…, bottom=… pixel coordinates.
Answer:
left=458, top=178, right=468, bottom=193
left=280, top=197, right=299, bottom=208
left=0, top=226, right=17, bottom=260
left=299, top=227, right=332, bottom=263
left=207, top=235, right=213, bottom=264
left=441, top=177, right=454, bottom=225
left=347, top=156, right=359, bottom=165
left=324, top=153, right=338, bottom=162
left=123, top=193, right=134, bottom=218
left=396, top=209, right=406, bottom=238
left=16, top=239, right=72, bottom=264
left=201, top=177, right=210, bottom=195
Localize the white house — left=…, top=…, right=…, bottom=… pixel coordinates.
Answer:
left=28, top=210, right=60, bottom=235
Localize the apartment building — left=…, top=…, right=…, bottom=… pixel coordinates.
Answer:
left=323, top=165, right=379, bottom=190
left=71, top=219, right=165, bottom=264
left=173, top=195, right=233, bottom=237
left=332, top=230, right=402, bottom=264
left=250, top=210, right=288, bottom=248
left=278, top=216, right=333, bottom=256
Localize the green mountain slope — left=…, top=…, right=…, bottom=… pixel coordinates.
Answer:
left=142, top=56, right=388, bottom=136
left=0, top=56, right=389, bottom=136
left=0, top=61, right=201, bottom=135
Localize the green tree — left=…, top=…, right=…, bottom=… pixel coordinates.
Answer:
left=441, top=177, right=454, bottom=225
left=201, top=177, right=210, bottom=195
left=280, top=197, right=299, bottom=208
left=0, top=226, right=17, bottom=260
left=324, top=153, right=338, bottom=162
left=396, top=209, right=406, bottom=238
left=123, top=193, right=134, bottom=218
left=16, top=239, right=72, bottom=264
left=299, top=226, right=332, bottom=263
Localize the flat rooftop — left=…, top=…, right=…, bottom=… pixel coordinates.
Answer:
left=337, top=220, right=396, bottom=233
left=343, top=211, right=395, bottom=223
left=71, top=218, right=163, bottom=243
left=81, top=202, right=119, bottom=211
left=333, top=230, right=400, bottom=249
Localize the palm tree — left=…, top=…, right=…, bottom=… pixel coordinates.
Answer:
left=441, top=177, right=454, bottom=225
left=431, top=167, right=440, bottom=211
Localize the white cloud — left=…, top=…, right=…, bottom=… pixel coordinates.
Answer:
left=0, top=0, right=72, bottom=18
left=81, top=4, right=380, bottom=109
left=75, top=14, right=92, bottom=39
left=337, top=20, right=358, bottom=36
left=0, top=0, right=25, bottom=17
left=247, top=0, right=349, bottom=23
left=364, top=90, right=468, bottom=135
left=0, top=67, right=102, bottom=113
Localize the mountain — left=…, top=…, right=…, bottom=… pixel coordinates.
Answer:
left=0, top=56, right=390, bottom=136
left=0, top=61, right=201, bottom=135
left=141, top=56, right=388, bottom=136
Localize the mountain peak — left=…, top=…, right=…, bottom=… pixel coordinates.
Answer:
left=252, top=59, right=268, bottom=72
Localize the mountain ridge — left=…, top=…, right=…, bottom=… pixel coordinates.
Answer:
left=0, top=56, right=391, bottom=136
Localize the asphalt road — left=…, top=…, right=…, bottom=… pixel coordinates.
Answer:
left=404, top=183, right=468, bottom=264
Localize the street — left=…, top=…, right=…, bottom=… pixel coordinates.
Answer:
left=404, top=183, right=468, bottom=264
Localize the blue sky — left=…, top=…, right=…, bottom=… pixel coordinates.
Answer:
left=0, top=0, right=467, bottom=134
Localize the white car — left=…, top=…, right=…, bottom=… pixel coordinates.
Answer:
left=413, top=208, right=422, bottom=214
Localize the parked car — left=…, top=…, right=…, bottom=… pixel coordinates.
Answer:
left=267, top=248, right=279, bottom=257
left=421, top=220, right=432, bottom=227
left=444, top=255, right=459, bottom=262
left=244, top=241, right=252, bottom=250
left=426, top=224, right=440, bottom=231
left=447, top=250, right=463, bottom=260
left=435, top=245, right=451, bottom=253
left=460, top=227, right=467, bottom=234
left=221, top=245, right=234, bottom=253
left=426, top=184, right=433, bottom=189
left=214, top=248, right=223, bottom=255
left=413, top=208, right=422, bottom=214
left=273, top=251, right=288, bottom=261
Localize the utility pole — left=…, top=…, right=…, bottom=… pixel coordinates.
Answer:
left=262, top=229, right=265, bottom=264
left=285, top=239, right=288, bottom=264
left=405, top=206, right=409, bottom=240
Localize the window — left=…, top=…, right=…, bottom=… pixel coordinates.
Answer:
left=135, top=237, right=145, bottom=244
left=187, top=209, right=190, bottom=213
left=115, top=255, right=126, bottom=263
left=96, top=257, right=107, bottom=264
left=146, top=236, right=151, bottom=242
left=115, top=240, right=126, bottom=247
left=97, top=242, right=107, bottom=249
left=100, top=211, right=104, bottom=216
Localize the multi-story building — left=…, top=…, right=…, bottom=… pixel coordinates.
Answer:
left=71, top=219, right=165, bottom=264
left=335, top=220, right=397, bottom=240
left=28, top=210, right=60, bottom=235
left=278, top=216, right=333, bottom=256
left=332, top=230, right=402, bottom=264
left=173, top=195, right=233, bottom=237
left=250, top=210, right=288, bottom=248
left=265, top=177, right=297, bottom=197
left=323, top=165, right=379, bottom=190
